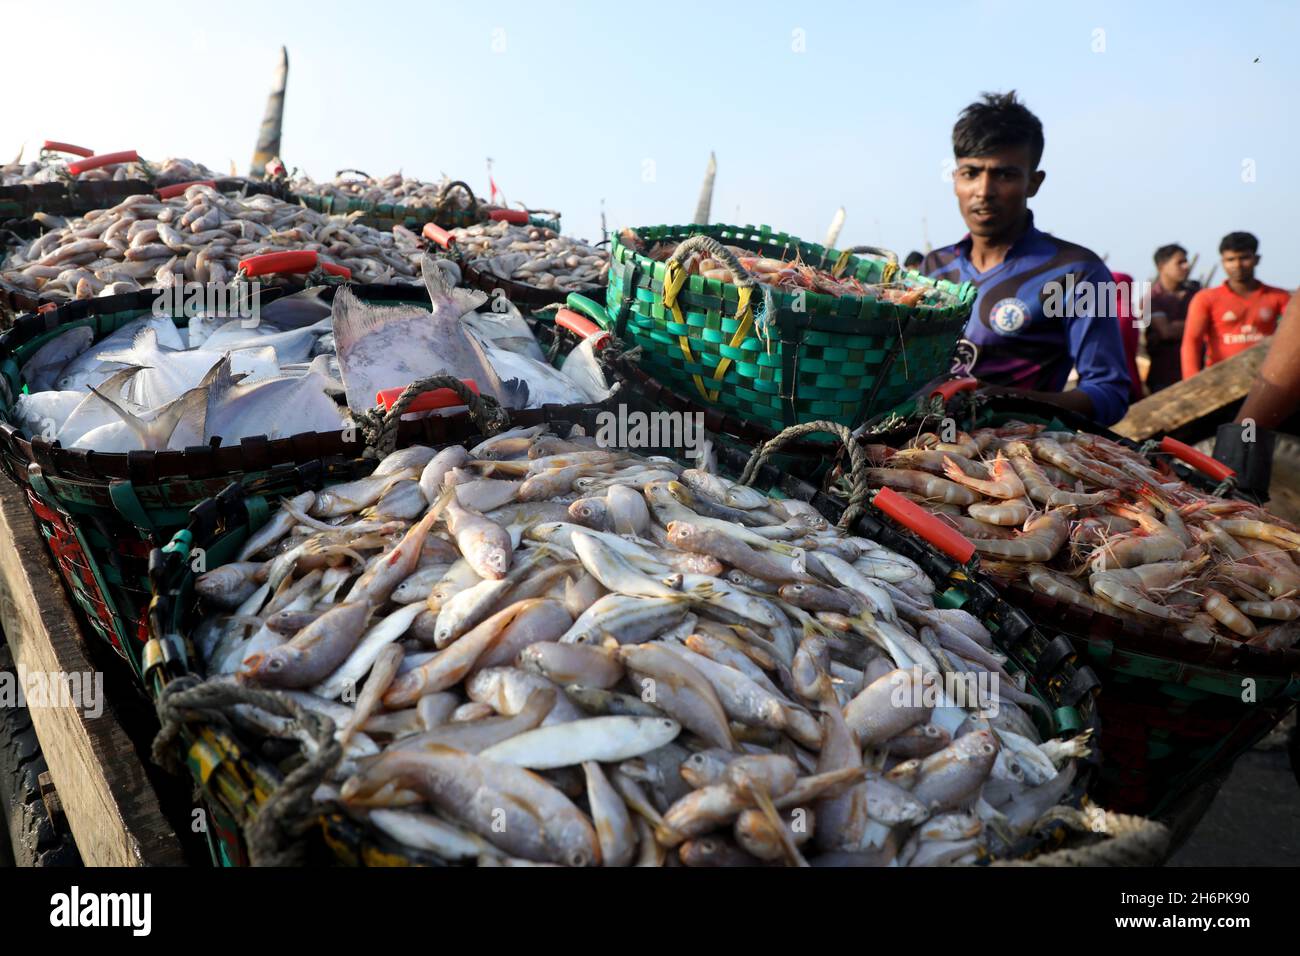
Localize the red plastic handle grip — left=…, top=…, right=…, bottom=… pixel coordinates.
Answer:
left=375, top=380, right=480, bottom=413
left=930, top=377, right=979, bottom=401
left=1159, top=436, right=1236, bottom=481
left=871, top=486, right=976, bottom=563
left=239, top=250, right=317, bottom=276
left=320, top=260, right=352, bottom=279
left=422, top=223, right=455, bottom=248
left=43, top=141, right=94, bottom=158
left=67, top=150, right=140, bottom=175
left=156, top=180, right=215, bottom=199
left=487, top=208, right=530, bottom=225
left=555, top=308, right=602, bottom=342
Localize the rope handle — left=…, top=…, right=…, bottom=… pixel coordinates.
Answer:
left=334, top=168, right=374, bottom=182
left=152, top=676, right=341, bottom=866
left=990, top=805, right=1171, bottom=867
left=832, top=244, right=900, bottom=280
left=436, top=180, right=478, bottom=215
left=739, top=420, right=871, bottom=530
left=350, top=373, right=510, bottom=460
left=667, top=234, right=757, bottom=288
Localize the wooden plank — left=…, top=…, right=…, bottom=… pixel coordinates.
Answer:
left=0, top=477, right=183, bottom=866
left=1113, top=340, right=1269, bottom=440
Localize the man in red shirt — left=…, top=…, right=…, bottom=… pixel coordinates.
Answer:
left=1181, top=232, right=1291, bottom=378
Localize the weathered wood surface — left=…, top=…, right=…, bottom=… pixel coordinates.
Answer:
left=1114, top=339, right=1269, bottom=440
left=0, top=477, right=183, bottom=866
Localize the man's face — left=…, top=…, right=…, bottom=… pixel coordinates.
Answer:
left=1221, top=249, right=1258, bottom=284
left=1160, top=252, right=1190, bottom=285
left=953, top=146, right=1045, bottom=241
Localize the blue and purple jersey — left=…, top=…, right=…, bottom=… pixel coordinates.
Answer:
left=922, top=213, right=1132, bottom=425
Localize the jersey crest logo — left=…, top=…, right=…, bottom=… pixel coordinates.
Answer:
left=989, top=298, right=1029, bottom=335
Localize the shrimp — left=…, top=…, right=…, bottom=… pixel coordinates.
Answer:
left=1137, top=488, right=1193, bottom=546
left=1237, top=599, right=1300, bottom=621
left=863, top=468, right=980, bottom=506
left=1179, top=614, right=1221, bottom=645
left=1087, top=503, right=1189, bottom=571
left=1215, top=519, right=1300, bottom=552
left=967, top=498, right=1032, bottom=527
left=941, top=454, right=1025, bottom=500
left=890, top=448, right=989, bottom=479
left=1087, top=530, right=1186, bottom=572
left=895, top=492, right=964, bottom=515
left=1003, top=443, right=1116, bottom=508
left=1087, top=556, right=1208, bottom=620
left=1029, top=438, right=1123, bottom=489
left=1025, top=564, right=1122, bottom=617
left=936, top=513, right=1015, bottom=540
left=904, top=431, right=979, bottom=458
left=1234, top=536, right=1300, bottom=595
left=1202, top=589, right=1256, bottom=637
left=971, top=509, right=1073, bottom=562
left=1247, top=621, right=1300, bottom=651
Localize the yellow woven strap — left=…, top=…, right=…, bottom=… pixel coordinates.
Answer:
left=664, top=259, right=756, bottom=403
left=704, top=284, right=755, bottom=402
left=832, top=250, right=852, bottom=278
left=662, top=258, right=706, bottom=397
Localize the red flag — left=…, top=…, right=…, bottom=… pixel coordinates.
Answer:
left=489, top=175, right=503, bottom=205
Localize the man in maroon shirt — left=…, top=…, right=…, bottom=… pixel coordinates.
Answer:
left=1144, top=243, right=1198, bottom=392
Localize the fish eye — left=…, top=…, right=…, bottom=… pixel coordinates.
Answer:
left=268, top=658, right=284, bottom=672
left=982, top=744, right=996, bottom=755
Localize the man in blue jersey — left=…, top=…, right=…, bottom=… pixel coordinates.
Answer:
left=923, top=92, right=1132, bottom=425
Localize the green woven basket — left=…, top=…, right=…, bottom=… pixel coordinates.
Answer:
left=853, top=399, right=1300, bottom=817
left=575, top=224, right=974, bottom=434
left=0, top=285, right=512, bottom=684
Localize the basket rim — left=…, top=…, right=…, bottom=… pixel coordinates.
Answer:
left=0, top=284, right=563, bottom=485
left=612, top=222, right=977, bottom=317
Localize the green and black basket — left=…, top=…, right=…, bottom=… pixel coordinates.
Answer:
left=849, top=390, right=1300, bottom=816
left=293, top=176, right=560, bottom=235
left=0, top=283, right=605, bottom=686
left=565, top=224, right=974, bottom=440
left=145, top=420, right=1102, bottom=867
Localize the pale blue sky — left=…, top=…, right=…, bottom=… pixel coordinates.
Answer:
left=4, top=0, right=1295, bottom=284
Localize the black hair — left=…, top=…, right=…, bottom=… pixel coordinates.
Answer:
left=1219, top=231, right=1258, bottom=255
left=952, top=91, right=1045, bottom=168
left=903, top=251, right=924, bottom=269
left=1153, top=243, right=1186, bottom=268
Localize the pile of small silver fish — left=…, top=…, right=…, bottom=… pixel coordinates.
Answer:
left=10, top=288, right=344, bottom=451
left=1, top=184, right=427, bottom=300
left=860, top=423, right=1300, bottom=650
left=450, top=220, right=609, bottom=293
left=188, top=430, right=1089, bottom=866
left=288, top=171, right=475, bottom=212
left=1, top=155, right=222, bottom=187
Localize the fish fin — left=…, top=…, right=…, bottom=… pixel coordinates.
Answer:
left=331, top=284, right=430, bottom=355
left=93, top=363, right=147, bottom=400
left=91, top=382, right=209, bottom=450
left=420, top=255, right=486, bottom=316
left=198, top=354, right=248, bottom=392
left=500, top=377, right=530, bottom=409
left=305, top=353, right=334, bottom=379
left=95, top=326, right=165, bottom=365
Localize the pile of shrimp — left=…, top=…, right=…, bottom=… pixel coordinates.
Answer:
left=855, top=422, right=1300, bottom=652
left=621, top=232, right=954, bottom=306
